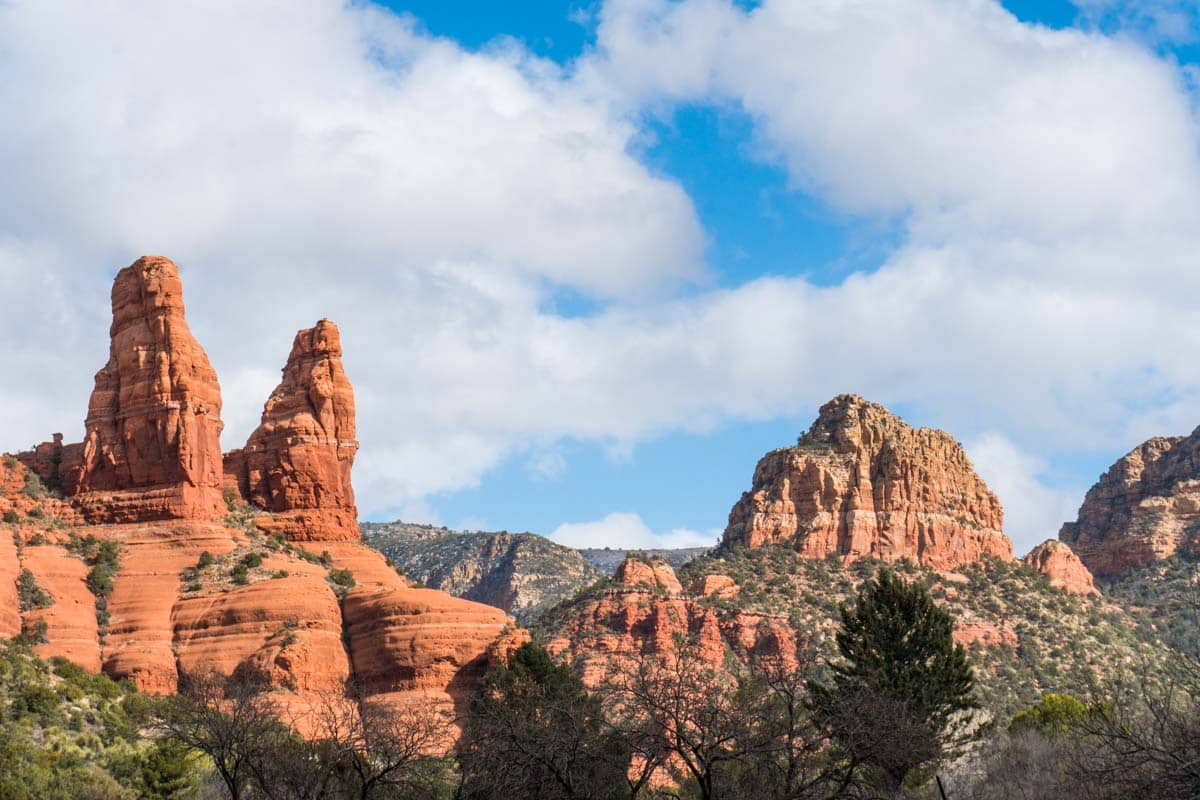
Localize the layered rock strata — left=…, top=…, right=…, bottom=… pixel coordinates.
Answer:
left=1060, top=432, right=1200, bottom=577
left=723, top=395, right=1012, bottom=569
left=225, top=320, right=359, bottom=541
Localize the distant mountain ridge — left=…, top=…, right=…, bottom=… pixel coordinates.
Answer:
left=360, top=522, right=603, bottom=624
left=577, top=547, right=710, bottom=574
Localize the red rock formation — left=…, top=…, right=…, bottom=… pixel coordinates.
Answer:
left=66, top=256, right=225, bottom=523
left=547, top=558, right=796, bottom=687
left=227, top=320, right=359, bottom=542
left=614, top=557, right=683, bottom=595
left=97, top=521, right=239, bottom=693
left=724, top=395, right=1012, bottom=569
left=19, top=544, right=102, bottom=671
left=691, top=574, right=739, bottom=599
left=0, top=521, right=21, bottom=639
left=2, top=257, right=520, bottom=737
left=1023, top=540, right=1097, bottom=595
left=1060, top=432, right=1200, bottom=577
left=341, top=586, right=512, bottom=708
left=173, top=575, right=351, bottom=694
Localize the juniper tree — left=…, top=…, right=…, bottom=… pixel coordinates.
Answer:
left=810, top=568, right=977, bottom=794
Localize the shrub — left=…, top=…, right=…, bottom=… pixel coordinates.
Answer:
left=328, top=569, right=355, bottom=589
left=196, top=551, right=215, bottom=569
left=21, top=473, right=44, bottom=500
left=272, top=570, right=289, bottom=579
left=17, top=569, right=53, bottom=612
left=3, top=509, right=19, bottom=524
left=240, top=552, right=263, bottom=569
left=230, top=563, right=250, bottom=585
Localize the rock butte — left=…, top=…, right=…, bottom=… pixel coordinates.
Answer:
left=1060, top=431, right=1200, bottom=577
left=1023, top=540, right=1097, bottom=596
left=9, top=255, right=516, bottom=731
left=723, top=394, right=1014, bottom=569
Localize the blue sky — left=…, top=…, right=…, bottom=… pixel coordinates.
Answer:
left=2, top=0, right=1200, bottom=555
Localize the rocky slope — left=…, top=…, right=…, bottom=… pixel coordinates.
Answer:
left=538, top=549, right=1164, bottom=718
left=1060, top=430, right=1200, bottom=577
left=6, top=256, right=517, bottom=730
left=361, top=522, right=602, bottom=624
left=724, top=395, right=1013, bottom=569
left=538, top=397, right=1167, bottom=719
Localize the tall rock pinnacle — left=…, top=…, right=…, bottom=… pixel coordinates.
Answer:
left=68, top=256, right=225, bottom=522
left=225, top=319, right=360, bottom=541
left=723, top=395, right=1012, bottom=569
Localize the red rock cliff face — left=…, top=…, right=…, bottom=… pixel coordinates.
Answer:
left=226, top=320, right=359, bottom=541
left=1060, top=432, right=1200, bottom=577
left=723, top=395, right=1012, bottom=569
left=67, top=256, right=225, bottom=523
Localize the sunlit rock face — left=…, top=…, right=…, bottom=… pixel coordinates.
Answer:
left=724, top=394, right=1012, bottom=569
left=1061, top=432, right=1200, bottom=577
left=225, top=319, right=359, bottom=542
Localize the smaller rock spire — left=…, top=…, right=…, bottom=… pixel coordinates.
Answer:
left=227, top=319, right=360, bottom=541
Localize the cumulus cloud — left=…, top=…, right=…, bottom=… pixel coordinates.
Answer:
left=966, top=433, right=1085, bottom=555
left=2, top=0, right=1200, bottom=548
left=549, top=512, right=719, bottom=549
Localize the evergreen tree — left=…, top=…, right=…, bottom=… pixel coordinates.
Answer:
left=458, top=642, right=628, bottom=800
left=810, top=568, right=977, bottom=793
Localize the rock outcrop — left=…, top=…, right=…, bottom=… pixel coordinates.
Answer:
left=1060, top=432, right=1200, bottom=577
left=1023, top=540, right=1097, bottom=595
left=614, top=557, right=683, bottom=595
left=546, top=557, right=798, bottom=686
left=4, top=256, right=517, bottom=735
left=723, top=395, right=1012, bottom=569
left=225, top=320, right=359, bottom=541
left=60, top=256, right=226, bottom=523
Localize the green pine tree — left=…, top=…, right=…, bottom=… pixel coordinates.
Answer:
left=811, top=568, right=978, bottom=793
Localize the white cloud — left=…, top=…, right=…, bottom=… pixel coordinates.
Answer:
left=549, top=512, right=718, bottom=549
left=2, top=0, right=1200, bottom=551
left=966, top=433, right=1085, bottom=556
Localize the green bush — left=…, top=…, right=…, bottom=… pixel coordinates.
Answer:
left=240, top=552, right=263, bottom=569
left=20, top=473, right=44, bottom=500
left=230, top=563, right=250, bottom=585
left=196, top=551, right=215, bottom=569
left=3, top=509, right=19, bottom=525
left=328, top=569, right=355, bottom=589
left=16, top=569, right=53, bottom=612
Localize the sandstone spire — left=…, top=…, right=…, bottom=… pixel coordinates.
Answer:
left=68, top=256, right=225, bottom=522
left=723, top=395, right=1012, bottom=569
left=226, top=319, right=360, bottom=541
